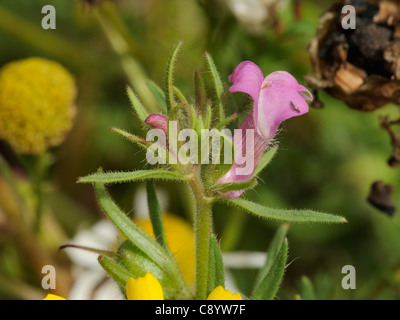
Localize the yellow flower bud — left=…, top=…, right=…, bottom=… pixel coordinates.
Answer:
left=126, top=273, right=164, bottom=300
left=0, top=57, right=77, bottom=154
left=42, top=294, right=66, bottom=300
left=207, top=286, right=243, bottom=300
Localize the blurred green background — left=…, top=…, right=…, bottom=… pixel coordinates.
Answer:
left=0, top=0, right=399, bottom=300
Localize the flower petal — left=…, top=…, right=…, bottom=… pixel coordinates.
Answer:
left=257, top=71, right=313, bottom=139
left=126, top=273, right=164, bottom=300
left=229, top=61, right=264, bottom=106
left=207, top=286, right=243, bottom=300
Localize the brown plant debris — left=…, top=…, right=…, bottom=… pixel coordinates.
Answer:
left=367, top=180, right=396, bottom=216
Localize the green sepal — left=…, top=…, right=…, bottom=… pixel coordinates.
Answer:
left=252, top=144, right=279, bottom=178
left=202, top=129, right=235, bottom=188
left=251, top=238, right=288, bottom=300
left=203, top=104, right=212, bottom=130
left=173, top=86, right=189, bottom=106
left=207, top=234, right=225, bottom=296
left=165, top=40, right=184, bottom=111
left=210, top=179, right=257, bottom=194
left=98, top=255, right=132, bottom=297
left=146, top=80, right=167, bottom=112
left=204, top=52, right=225, bottom=122
left=215, top=112, right=237, bottom=130
left=77, top=169, right=189, bottom=184
left=126, top=85, right=149, bottom=123
left=194, top=71, right=207, bottom=115
left=222, top=198, right=348, bottom=224
left=117, top=241, right=192, bottom=300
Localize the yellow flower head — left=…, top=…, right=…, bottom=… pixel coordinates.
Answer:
left=0, top=57, right=77, bottom=154
left=207, top=286, right=243, bottom=300
left=135, top=214, right=195, bottom=286
left=126, top=273, right=164, bottom=300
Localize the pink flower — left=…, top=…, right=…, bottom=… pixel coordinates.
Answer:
left=218, top=61, right=313, bottom=198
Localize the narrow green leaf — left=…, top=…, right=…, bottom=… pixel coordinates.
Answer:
left=207, top=234, right=225, bottom=295
left=94, top=181, right=176, bottom=275
left=223, top=198, right=348, bottom=224
left=210, top=179, right=257, bottom=193
left=78, top=169, right=189, bottom=184
left=251, top=238, right=288, bottom=300
left=147, top=80, right=167, bottom=112
left=300, top=276, right=316, bottom=300
left=165, top=40, right=184, bottom=111
left=126, top=85, right=149, bottom=122
left=252, top=144, right=279, bottom=178
left=254, top=223, right=289, bottom=289
left=204, top=52, right=225, bottom=122
left=146, top=180, right=168, bottom=249
left=110, top=127, right=149, bottom=149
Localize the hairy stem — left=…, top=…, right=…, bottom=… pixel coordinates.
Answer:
left=189, top=167, right=213, bottom=300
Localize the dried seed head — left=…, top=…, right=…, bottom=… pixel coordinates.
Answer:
left=305, top=0, right=400, bottom=111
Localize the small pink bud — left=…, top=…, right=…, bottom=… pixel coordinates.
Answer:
left=145, top=114, right=168, bottom=136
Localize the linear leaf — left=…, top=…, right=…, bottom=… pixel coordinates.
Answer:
left=147, top=80, right=167, bottom=112
left=94, top=181, right=176, bottom=275
left=251, top=238, right=288, bottom=300
left=126, top=85, right=149, bottom=122
left=299, top=276, right=316, bottom=300
left=165, top=40, right=184, bottom=111
left=204, top=52, right=225, bottom=122
left=110, top=127, right=149, bottom=149
left=78, top=169, right=189, bottom=184
left=146, top=180, right=168, bottom=249
left=207, top=234, right=225, bottom=295
left=223, top=198, right=348, bottom=224
left=254, top=223, right=289, bottom=289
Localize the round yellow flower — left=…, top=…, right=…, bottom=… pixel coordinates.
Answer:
left=126, top=273, right=164, bottom=300
left=207, top=286, right=243, bottom=300
left=135, top=214, right=195, bottom=287
left=0, top=57, right=77, bottom=154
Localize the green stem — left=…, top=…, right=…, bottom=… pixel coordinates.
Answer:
left=33, top=154, right=50, bottom=234
left=189, top=167, right=213, bottom=300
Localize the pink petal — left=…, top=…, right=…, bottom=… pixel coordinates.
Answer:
left=257, top=71, right=313, bottom=139
left=229, top=61, right=264, bottom=107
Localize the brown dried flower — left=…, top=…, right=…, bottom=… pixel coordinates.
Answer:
left=305, top=0, right=400, bottom=111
